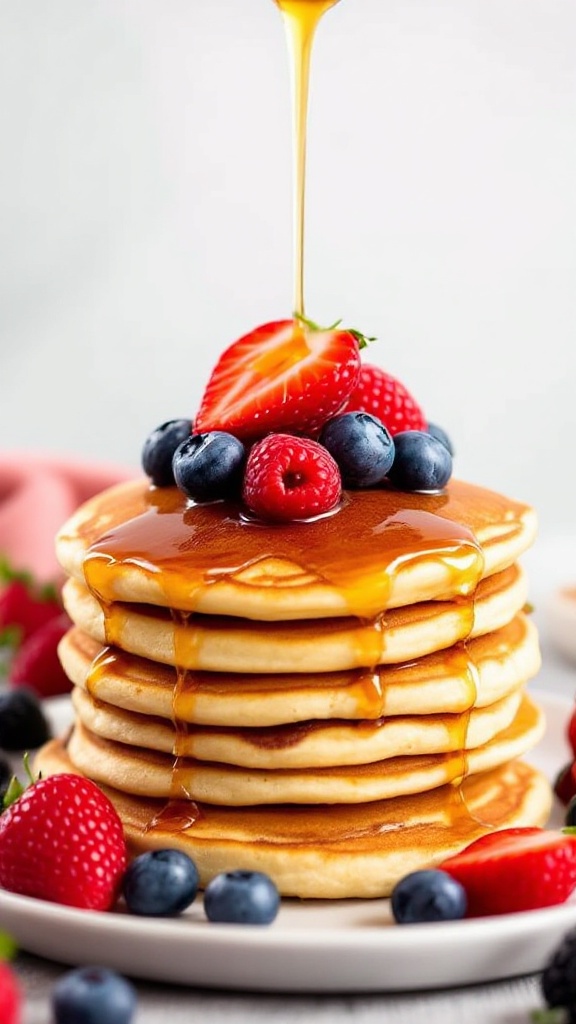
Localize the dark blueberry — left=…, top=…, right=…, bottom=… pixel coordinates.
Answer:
left=172, top=431, right=246, bottom=503
left=318, top=412, right=395, bottom=488
left=142, top=419, right=192, bottom=486
left=566, top=796, right=576, bottom=828
left=391, top=869, right=467, bottom=924
left=0, top=687, right=51, bottom=751
left=52, top=966, right=137, bottom=1024
left=542, top=925, right=576, bottom=1010
left=387, top=430, right=452, bottom=492
left=204, top=870, right=280, bottom=924
left=427, top=422, right=454, bottom=456
left=122, top=848, right=199, bottom=916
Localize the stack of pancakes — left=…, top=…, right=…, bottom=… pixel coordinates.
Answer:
left=36, top=477, right=551, bottom=898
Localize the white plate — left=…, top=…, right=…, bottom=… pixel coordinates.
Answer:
left=0, top=689, right=575, bottom=993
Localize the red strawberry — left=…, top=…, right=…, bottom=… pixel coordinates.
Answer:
left=0, top=961, right=20, bottom=1024
left=441, top=827, right=576, bottom=917
left=341, top=364, right=427, bottom=435
left=8, top=613, right=72, bottom=697
left=243, top=433, right=342, bottom=522
left=194, top=319, right=362, bottom=440
left=554, top=762, right=576, bottom=806
left=0, top=773, right=127, bottom=911
left=0, top=561, right=62, bottom=647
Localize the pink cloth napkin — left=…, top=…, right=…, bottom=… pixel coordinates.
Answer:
left=0, top=452, right=136, bottom=583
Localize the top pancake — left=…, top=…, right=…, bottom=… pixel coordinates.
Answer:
left=56, top=477, right=537, bottom=621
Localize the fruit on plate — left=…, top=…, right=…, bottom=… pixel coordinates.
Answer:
left=0, top=560, right=62, bottom=646
left=52, top=966, right=137, bottom=1024
left=203, top=870, right=280, bottom=924
left=390, top=868, right=467, bottom=924
left=0, top=688, right=51, bottom=752
left=194, top=318, right=364, bottom=440
left=7, top=613, right=72, bottom=698
left=122, top=849, right=199, bottom=917
left=0, top=771, right=127, bottom=911
left=440, top=827, right=576, bottom=917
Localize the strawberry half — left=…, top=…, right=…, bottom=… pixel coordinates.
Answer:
left=441, top=827, right=576, bottom=917
left=194, top=319, right=362, bottom=440
left=341, top=364, right=427, bottom=435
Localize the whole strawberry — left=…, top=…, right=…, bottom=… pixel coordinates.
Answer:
left=0, top=773, right=127, bottom=910
left=341, top=364, right=427, bottom=435
left=7, top=613, right=72, bottom=697
left=441, top=827, right=576, bottom=917
left=0, top=960, right=20, bottom=1024
left=0, top=561, right=62, bottom=647
left=243, top=433, right=341, bottom=522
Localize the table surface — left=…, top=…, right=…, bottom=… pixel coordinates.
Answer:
left=11, top=537, right=576, bottom=1024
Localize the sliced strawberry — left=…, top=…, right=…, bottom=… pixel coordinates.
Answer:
left=194, top=319, right=362, bottom=440
left=341, top=364, right=427, bottom=435
left=8, top=613, right=72, bottom=698
left=441, top=827, right=576, bottom=917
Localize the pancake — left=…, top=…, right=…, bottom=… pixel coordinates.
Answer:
left=61, top=563, right=529, bottom=675
left=71, top=685, right=523, bottom=769
left=65, top=694, right=544, bottom=805
left=59, top=615, right=540, bottom=726
left=34, top=737, right=552, bottom=898
left=55, top=478, right=537, bottom=620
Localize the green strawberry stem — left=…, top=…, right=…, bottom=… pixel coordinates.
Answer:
left=2, top=753, right=39, bottom=811
left=0, top=932, right=17, bottom=962
left=531, top=1009, right=568, bottom=1023
left=0, top=554, right=59, bottom=604
left=294, top=313, right=376, bottom=350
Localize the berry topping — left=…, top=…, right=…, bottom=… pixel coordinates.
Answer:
left=390, top=869, right=467, bottom=924
left=555, top=763, right=576, bottom=807
left=340, top=364, right=427, bottom=436
left=386, top=430, right=452, bottom=492
left=566, top=797, right=576, bottom=829
left=204, top=869, right=280, bottom=925
left=242, top=434, right=341, bottom=522
left=440, top=827, right=576, bottom=917
left=122, top=849, right=199, bottom=917
left=172, top=431, right=246, bottom=503
left=7, top=613, right=72, bottom=698
left=427, top=421, right=454, bottom=456
left=0, top=773, right=127, bottom=910
left=319, top=411, right=395, bottom=487
left=52, top=966, right=137, bottom=1024
left=0, top=560, right=62, bottom=647
left=142, top=419, right=192, bottom=487
left=541, top=925, right=576, bottom=1016
left=0, top=959, right=20, bottom=1024
left=0, top=688, right=51, bottom=751
left=194, top=319, right=362, bottom=440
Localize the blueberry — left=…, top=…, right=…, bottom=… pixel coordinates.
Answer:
left=541, top=924, right=576, bottom=1012
left=52, top=966, right=137, bottom=1024
left=391, top=869, right=467, bottom=924
left=387, top=430, right=452, bottom=492
left=204, top=870, right=280, bottom=924
left=142, top=419, right=192, bottom=486
left=172, top=431, right=246, bottom=503
left=427, top=422, right=454, bottom=457
left=122, top=848, right=199, bottom=916
left=318, top=412, right=395, bottom=487
left=0, top=687, right=51, bottom=751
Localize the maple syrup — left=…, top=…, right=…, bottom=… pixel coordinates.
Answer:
left=273, top=0, right=341, bottom=315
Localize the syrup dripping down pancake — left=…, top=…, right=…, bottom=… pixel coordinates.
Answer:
left=63, top=694, right=544, bottom=805
left=61, top=564, right=529, bottom=674
left=59, top=614, right=540, bottom=726
left=34, top=738, right=552, bottom=899
left=55, top=478, right=537, bottom=621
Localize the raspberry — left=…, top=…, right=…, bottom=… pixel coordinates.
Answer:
left=242, top=434, right=341, bottom=522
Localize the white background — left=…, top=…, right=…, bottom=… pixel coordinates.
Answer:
left=1, top=0, right=575, bottom=538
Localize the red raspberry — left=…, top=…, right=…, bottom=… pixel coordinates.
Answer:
left=0, top=774, right=127, bottom=911
left=341, top=364, right=427, bottom=435
left=0, top=961, right=20, bottom=1024
left=242, top=434, right=341, bottom=522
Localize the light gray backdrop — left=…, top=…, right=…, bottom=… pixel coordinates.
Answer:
left=1, top=0, right=575, bottom=537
